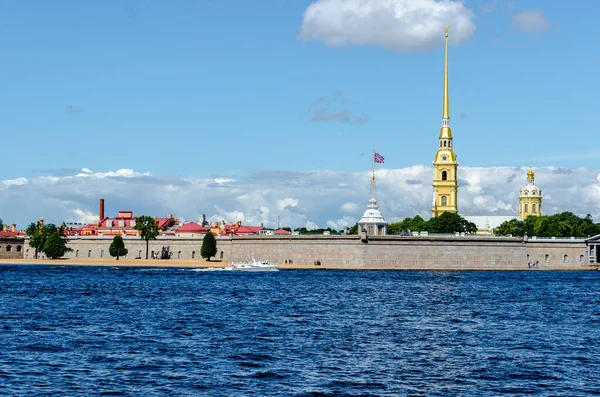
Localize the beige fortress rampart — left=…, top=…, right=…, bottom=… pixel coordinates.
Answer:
left=14, top=234, right=593, bottom=270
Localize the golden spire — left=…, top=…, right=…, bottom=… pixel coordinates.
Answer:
left=443, top=25, right=450, bottom=119
left=527, top=166, right=535, bottom=180
left=439, top=26, right=452, bottom=139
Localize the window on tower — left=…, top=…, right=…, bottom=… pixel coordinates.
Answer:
left=532, top=203, right=536, bottom=213
left=442, top=171, right=447, bottom=181
left=441, top=196, right=447, bottom=206
left=525, top=204, right=529, bottom=213
left=443, top=141, right=447, bottom=147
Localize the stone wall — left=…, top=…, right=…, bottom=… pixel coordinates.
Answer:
left=50, top=234, right=592, bottom=270
left=525, top=238, right=590, bottom=268
left=0, top=237, right=25, bottom=259
left=57, top=236, right=232, bottom=261
left=230, top=235, right=531, bottom=269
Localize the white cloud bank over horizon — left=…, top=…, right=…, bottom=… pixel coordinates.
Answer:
left=299, top=0, right=476, bottom=53
left=1, top=166, right=599, bottom=230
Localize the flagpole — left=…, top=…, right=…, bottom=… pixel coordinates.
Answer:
left=371, top=149, right=376, bottom=200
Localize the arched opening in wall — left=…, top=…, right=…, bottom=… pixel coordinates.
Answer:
left=6, top=245, right=11, bottom=252
left=448, top=141, right=451, bottom=147
left=443, top=141, right=447, bottom=147
left=563, top=254, right=568, bottom=263
left=545, top=254, right=549, bottom=263
left=220, top=251, right=224, bottom=259
left=439, top=142, right=442, bottom=147
left=178, top=251, right=181, bottom=259
left=532, top=203, right=537, bottom=213
left=100, top=250, right=104, bottom=258
left=580, top=254, right=584, bottom=263
left=75, top=250, right=79, bottom=258
left=441, top=196, right=447, bottom=206
left=192, top=251, right=195, bottom=259
left=442, top=171, right=447, bottom=181
left=525, top=204, right=529, bottom=213
left=88, top=250, right=92, bottom=258
left=16, top=245, right=21, bottom=252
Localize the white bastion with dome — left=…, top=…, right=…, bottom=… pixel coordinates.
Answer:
left=358, top=197, right=387, bottom=236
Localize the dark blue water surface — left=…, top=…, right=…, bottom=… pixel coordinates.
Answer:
left=1, top=266, right=600, bottom=396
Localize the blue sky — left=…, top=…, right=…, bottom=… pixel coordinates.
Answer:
left=1, top=0, right=599, bottom=227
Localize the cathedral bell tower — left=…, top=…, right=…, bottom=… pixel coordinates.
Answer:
left=432, top=26, right=459, bottom=217
left=519, top=167, right=542, bottom=219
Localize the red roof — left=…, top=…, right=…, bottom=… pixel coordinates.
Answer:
left=156, top=217, right=175, bottom=229
left=274, top=228, right=291, bottom=235
left=177, top=222, right=207, bottom=233
left=0, top=231, right=25, bottom=237
left=235, top=225, right=264, bottom=235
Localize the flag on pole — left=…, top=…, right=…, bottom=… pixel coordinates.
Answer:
left=374, top=152, right=385, bottom=163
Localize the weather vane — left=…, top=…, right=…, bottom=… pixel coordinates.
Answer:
left=445, top=25, right=451, bottom=37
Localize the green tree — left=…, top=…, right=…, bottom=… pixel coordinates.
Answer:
left=494, top=212, right=600, bottom=237
left=201, top=232, right=217, bottom=261
left=109, top=235, right=128, bottom=260
left=0, top=217, right=3, bottom=231
left=26, top=222, right=58, bottom=259
left=42, top=232, right=71, bottom=259
left=133, top=216, right=160, bottom=260
left=423, top=212, right=477, bottom=234
left=349, top=224, right=359, bottom=235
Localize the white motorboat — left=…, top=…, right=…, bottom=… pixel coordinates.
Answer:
left=225, top=258, right=279, bottom=272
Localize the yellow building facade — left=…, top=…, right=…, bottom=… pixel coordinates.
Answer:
left=432, top=27, right=458, bottom=217
left=519, top=168, right=542, bottom=219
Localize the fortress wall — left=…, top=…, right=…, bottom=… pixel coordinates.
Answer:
left=525, top=239, right=589, bottom=268
left=52, top=237, right=233, bottom=261
left=230, top=235, right=529, bottom=269
left=16, top=235, right=590, bottom=270
left=0, top=237, right=26, bottom=259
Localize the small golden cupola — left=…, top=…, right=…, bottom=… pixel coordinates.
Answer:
left=432, top=26, right=459, bottom=217
left=519, top=167, right=542, bottom=219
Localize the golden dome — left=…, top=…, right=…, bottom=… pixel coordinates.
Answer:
left=527, top=167, right=535, bottom=179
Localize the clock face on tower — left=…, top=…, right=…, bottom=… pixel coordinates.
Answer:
left=441, top=155, right=448, bottom=162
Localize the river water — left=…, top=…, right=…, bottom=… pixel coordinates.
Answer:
left=1, top=266, right=599, bottom=396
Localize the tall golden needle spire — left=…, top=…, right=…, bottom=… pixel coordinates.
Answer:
left=439, top=25, right=452, bottom=139
left=432, top=26, right=458, bottom=217
left=443, top=25, right=450, bottom=120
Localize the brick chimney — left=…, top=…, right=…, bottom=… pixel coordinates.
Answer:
left=99, top=198, right=105, bottom=221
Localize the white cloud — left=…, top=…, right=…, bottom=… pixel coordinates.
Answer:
left=299, top=0, right=476, bottom=53
left=327, top=216, right=357, bottom=230
left=74, top=168, right=150, bottom=179
left=214, top=178, right=235, bottom=184
left=71, top=208, right=98, bottom=224
left=278, top=197, right=299, bottom=210
left=341, top=202, right=360, bottom=214
left=512, top=9, right=549, bottom=34
left=1, top=166, right=600, bottom=230
left=2, top=177, right=28, bottom=187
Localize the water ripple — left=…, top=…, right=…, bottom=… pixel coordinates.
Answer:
left=1, top=266, right=600, bottom=395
